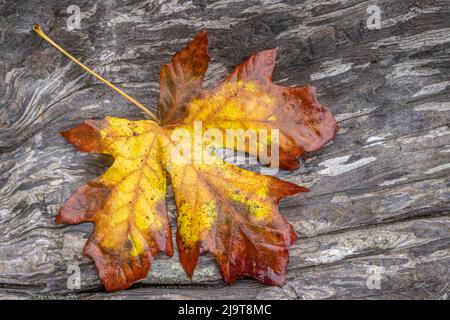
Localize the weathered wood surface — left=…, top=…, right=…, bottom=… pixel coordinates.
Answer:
left=0, top=0, right=449, bottom=300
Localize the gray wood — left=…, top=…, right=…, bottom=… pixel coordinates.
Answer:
left=0, top=0, right=449, bottom=300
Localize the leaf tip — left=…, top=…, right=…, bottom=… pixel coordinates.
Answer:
left=196, top=29, right=208, bottom=38
left=181, top=256, right=197, bottom=279
left=271, top=179, right=309, bottom=200
left=60, top=122, right=105, bottom=153
left=54, top=211, right=63, bottom=224
left=177, top=241, right=199, bottom=279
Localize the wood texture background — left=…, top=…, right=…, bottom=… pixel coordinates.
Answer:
left=0, top=0, right=449, bottom=299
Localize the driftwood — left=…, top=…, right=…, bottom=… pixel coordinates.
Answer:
left=0, top=0, right=449, bottom=299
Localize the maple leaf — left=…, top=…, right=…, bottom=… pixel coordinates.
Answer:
left=58, top=118, right=173, bottom=291
left=159, top=31, right=337, bottom=170
left=40, top=27, right=337, bottom=291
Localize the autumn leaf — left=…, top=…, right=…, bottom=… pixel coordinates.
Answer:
left=58, top=118, right=173, bottom=291
left=159, top=31, right=337, bottom=170
left=157, top=31, right=337, bottom=283
left=42, top=28, right=337, bottom=291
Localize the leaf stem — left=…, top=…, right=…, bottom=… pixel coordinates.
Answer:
left=33, top=23, right=159, bottom=122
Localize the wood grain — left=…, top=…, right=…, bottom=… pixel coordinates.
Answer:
left=0, top=0, right=449, bottom=299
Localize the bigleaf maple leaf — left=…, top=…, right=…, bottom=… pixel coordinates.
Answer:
left=51, top=30, right=337, bottom=291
